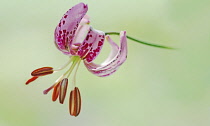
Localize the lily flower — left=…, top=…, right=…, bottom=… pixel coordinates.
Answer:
left=26, top=2, right=173, bottom=117
left=26, top=2, right=127, bottom=117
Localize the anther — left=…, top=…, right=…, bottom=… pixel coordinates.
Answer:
left=69, top=87, right=81, bottom=117
left=31, top=67, right=53, bottom=76
left=52, top=83, right=61, bottom=101
left=59, top=78, right=68, bottom=104
left=25, top=76, right=39, bottom=85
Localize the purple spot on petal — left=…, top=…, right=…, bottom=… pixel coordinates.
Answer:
left=86, top=35, right=89, bottom=41
left=98, top=41, right=103, bottom=46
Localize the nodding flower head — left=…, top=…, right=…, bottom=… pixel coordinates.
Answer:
left=26, top=2, right=127, bottom=117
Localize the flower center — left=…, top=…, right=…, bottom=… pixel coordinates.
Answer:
left=71, top=43, right=82, bottom=55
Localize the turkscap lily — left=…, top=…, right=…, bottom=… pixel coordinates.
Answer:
left=26, top=2, right=172, bottom=117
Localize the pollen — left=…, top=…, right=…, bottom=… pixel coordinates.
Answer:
left=31, top=67, right=53, bottom=76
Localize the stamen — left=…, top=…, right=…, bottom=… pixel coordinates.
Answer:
left=69, top=87, right=81, bottom=117
left=43, top=74, right=65, bottom=95
left=66, top=57, right=81, bottom=78
left=59, top=78, right=68, bottom=104
left=31, top=67, right=53, bottom=76
left=25, top=76, right=39, bottom=85
left=52, top=82, right=61, bottom=101
left=43, top=84, right=55, bottom=95
left=42, top=56, right=79, bottom=95
left=41, top=56, right=81, bottom=107
left=71, top=60, right=81, bottom=90
left=54, top=56, right=73, bottom=71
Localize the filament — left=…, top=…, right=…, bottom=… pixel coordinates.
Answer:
left=66, top=58, right=80, bottom=78
left=43, top=74, right=65, bottom=94
left=54, top=56, right=74, bottom=71
left=71, top=59, right=81, bottom=90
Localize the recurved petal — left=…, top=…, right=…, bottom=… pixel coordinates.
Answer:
left=77, top=27, right=105, bottom=62
left=73, top=15, right=90, bottom=43
left=71, top=15, right=91, bottom=55
left=84, top=31, right=127, bottom=77
left=54, top=3, right=88, bottom=55
left=59, top=78, right=68, bottom=104
left=79, top=15, right=90, bottom=25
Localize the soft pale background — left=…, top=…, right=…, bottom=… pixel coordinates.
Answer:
left=0, top=0, right=210, bottom=126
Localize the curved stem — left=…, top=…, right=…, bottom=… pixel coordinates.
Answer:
left=105, top=32, right=174, bottom=49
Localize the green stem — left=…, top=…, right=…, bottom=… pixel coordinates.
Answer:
left=105, top=32, right=174, bottom=49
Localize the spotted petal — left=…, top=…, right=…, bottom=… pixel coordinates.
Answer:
left=72, top=15, right=90, bottom=46
left=71, top=15, right=91, bottom=55
left=77, top=27, right=105, bottom=61
left=54, top=3, right=88, bottom=55
left=84, top=31, right=127, bottom=77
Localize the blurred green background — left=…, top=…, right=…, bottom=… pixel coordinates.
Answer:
left=1, top=0, right=210, bottom=126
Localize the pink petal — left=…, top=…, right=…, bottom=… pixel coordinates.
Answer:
left=54, top=3, right=88, bottom=55
left=84, top=31, right=127, bottom=77
left=71, top=15, right=91, bottom=54
left=77, top=27, right=105, bottom=61
left=79, top=15, right=90, bottom=25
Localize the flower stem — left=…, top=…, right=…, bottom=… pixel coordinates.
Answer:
left=105, top=32, right=174, bottom=49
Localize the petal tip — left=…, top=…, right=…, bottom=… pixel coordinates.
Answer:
left=77, top=2, right=88, bottom=9
left=120, top=31, right=126, bottom=36
left=84, top=4, right=88, bottom=8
